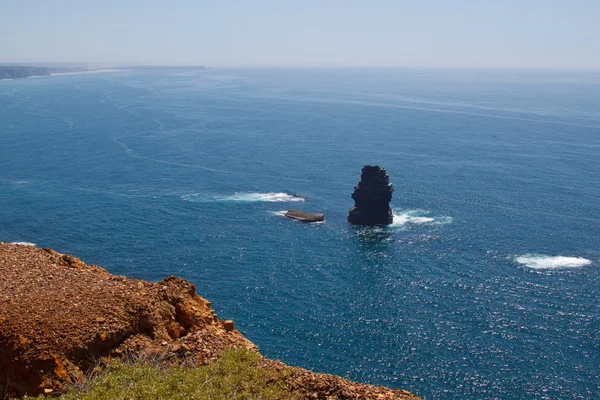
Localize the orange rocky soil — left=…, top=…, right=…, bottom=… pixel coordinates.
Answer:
left=0, top=243, right=418, bottom=399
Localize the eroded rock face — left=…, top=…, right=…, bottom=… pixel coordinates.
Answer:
left=348, top=165, right=394, bottom=225
left=0, top=244, right=253, bottom=398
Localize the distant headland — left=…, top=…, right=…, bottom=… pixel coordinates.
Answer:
left=0, top=64, right=206, bottom=80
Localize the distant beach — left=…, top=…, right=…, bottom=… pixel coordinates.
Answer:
left=0, top=66, right=137, bottom=81
left=49, top=69, right=127, bottom=77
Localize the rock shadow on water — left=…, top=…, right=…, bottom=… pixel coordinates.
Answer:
left=348, top=227, right=401, bottom=291
left=351, top=225, right=395, bottom=255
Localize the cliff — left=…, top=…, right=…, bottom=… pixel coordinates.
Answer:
left=0, top=66, right=83, bottom=80
left=0, top=243, right=417, bottom=399
left=0, top=66, right=51, bottom=79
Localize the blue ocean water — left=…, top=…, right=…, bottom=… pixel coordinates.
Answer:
left=1, top=68, right=599, bottom=399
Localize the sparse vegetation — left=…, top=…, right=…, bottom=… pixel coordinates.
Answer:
left=33, top=348, right=297, bottom=400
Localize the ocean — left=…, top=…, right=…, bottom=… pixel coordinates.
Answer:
left=1, top=68, right=598, bottom=399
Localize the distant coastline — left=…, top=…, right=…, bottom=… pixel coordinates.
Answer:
left=0, top=66, right=71, bottom=80
left=0, top=65, right=206, bottom=81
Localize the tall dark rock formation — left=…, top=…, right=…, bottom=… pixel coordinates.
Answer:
left=348, top=165, right=394, bottom=225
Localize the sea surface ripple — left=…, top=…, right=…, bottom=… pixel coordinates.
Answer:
left=1, top=68, right=599, bottom=399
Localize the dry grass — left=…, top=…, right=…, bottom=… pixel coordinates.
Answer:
left=30, top=348, right=297, bottom=400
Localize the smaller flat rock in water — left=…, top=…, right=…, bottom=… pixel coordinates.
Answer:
left=284, top=210, right=324, bottom=222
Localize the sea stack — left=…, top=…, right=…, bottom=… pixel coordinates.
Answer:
left=348, top=165, right=394, bottom=225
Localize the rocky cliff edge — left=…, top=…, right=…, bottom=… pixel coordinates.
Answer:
left=0, top=243, right=417, bottom=399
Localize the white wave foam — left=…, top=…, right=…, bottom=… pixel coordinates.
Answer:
left=183, top=192, right=305, bottom=203
left=223, top=192, right=305, bottom=202
left=269, top=210, right=288, bottom=216
left=390, top=210, right=452, bottom=227
left=515, top=254, right=592, bottom=270
left=11, top=242, right=36, bottom=246
left=407, top=216, right=435, bottom=224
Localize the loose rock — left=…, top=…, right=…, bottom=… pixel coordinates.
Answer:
left=222, top=320, right=235, bottom=332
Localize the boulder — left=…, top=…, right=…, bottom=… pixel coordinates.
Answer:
left=222, top=320, right=235, bottom=332
left=348, top=165, right=394, bottom=225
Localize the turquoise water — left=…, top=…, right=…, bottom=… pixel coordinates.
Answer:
left=1, top=68, right=599, bottom=399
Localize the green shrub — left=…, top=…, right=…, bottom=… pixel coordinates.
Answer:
left=37, top=348, right=296, bottom=400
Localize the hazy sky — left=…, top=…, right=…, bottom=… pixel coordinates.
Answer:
left=1, top=0, right=599, bottom=68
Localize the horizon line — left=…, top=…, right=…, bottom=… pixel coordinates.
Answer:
left=1, top=62, right=600, bottom=72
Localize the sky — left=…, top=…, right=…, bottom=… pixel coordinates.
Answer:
left=1, top=0, right=599, bottom=69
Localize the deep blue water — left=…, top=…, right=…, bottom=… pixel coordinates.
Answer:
left=1, top=68, right=599, bottom=399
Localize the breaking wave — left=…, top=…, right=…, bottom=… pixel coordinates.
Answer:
left=10, top=242, right=36, bottom=246
left=269, top=210, right=288, bottom=216
left=514, top=254, right=592, bottom=270
left=183, top=192, right=305, bottom=203
left=390, top=209, right=453, bottom=227
left=222, top=192, right=305, bottom=202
